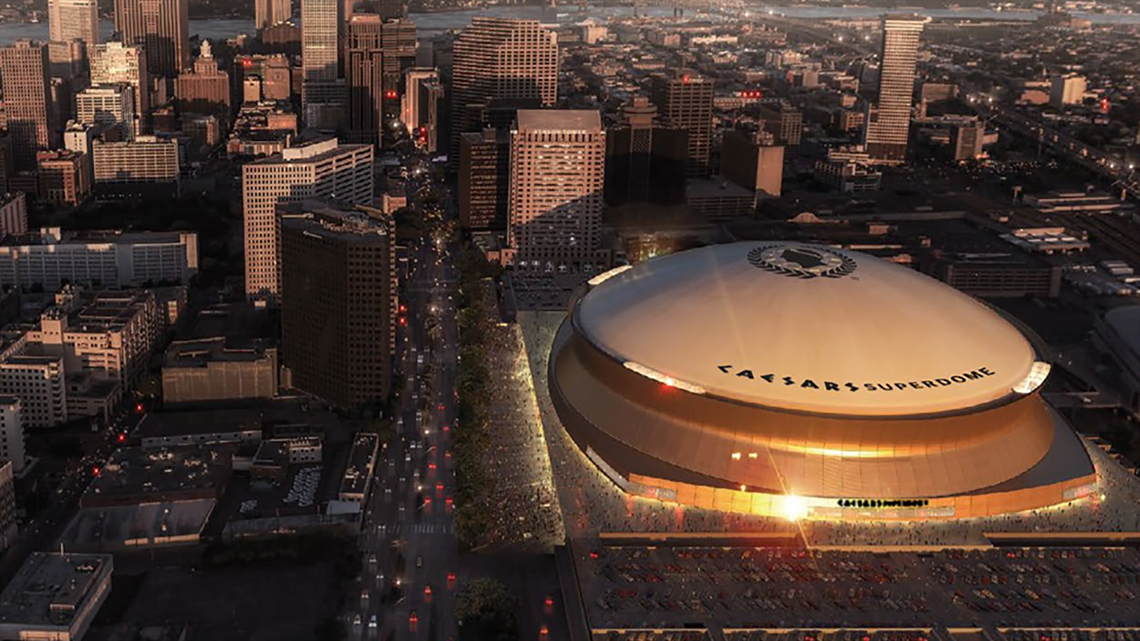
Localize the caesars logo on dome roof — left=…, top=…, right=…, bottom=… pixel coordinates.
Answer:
left=747, top=244, right=857, bottom=280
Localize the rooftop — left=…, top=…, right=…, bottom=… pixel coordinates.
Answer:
left=0, top=552, right=112, bottom=629
left=516, top=109, right=602, bottom=132
left=83, top=445, right=234, bottom=506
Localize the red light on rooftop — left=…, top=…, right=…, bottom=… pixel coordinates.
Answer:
left=92, top=466, right=101, bottom=477
left=116, top=433, right=126, bottom=444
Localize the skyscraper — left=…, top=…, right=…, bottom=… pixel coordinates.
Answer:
left=75, top=85, right=136, bottom=138
left=450, top=17, right=558, bottom=162
left=402, top=67, right=437, bottom=133
left=459, top=128, right=509, bottom=230
left=651, top=69, right=714, bottom=177
left=280, top=202, right=394, bottom=410
left=0, top=42, right=53, bottom=171
left=301, top=0, right=341, bottom=82
left=90, top=42, right=151, bottom=132
left=603, top=96, right=687, bottom=206
left=174, top=40, right=230, bottom=120
left=864, top=15, right=925, bottom=163
left=48, top=0, right=99, bottom=45
left=345, top=15, right=416, bottom=145
left=241, top=138, right=374, bottom=300
left=255, top=0, right=291, bottom=30
left=114, top=0, right=190, bottom=79
left=508, top=110, right=605, bottom=271
left=301, top=0, right=343, bottom=127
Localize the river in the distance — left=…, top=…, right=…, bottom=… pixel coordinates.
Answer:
left=0, top=2, right=1135, bottom=45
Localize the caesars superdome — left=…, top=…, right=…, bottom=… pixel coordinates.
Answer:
left=548, top=242, right=1097, bottom=520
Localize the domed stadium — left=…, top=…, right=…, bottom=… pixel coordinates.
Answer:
left=547, top=242, right=1097, bottom=520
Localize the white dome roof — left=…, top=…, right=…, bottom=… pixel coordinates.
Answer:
left=575, top=242, right=1039, bottom=417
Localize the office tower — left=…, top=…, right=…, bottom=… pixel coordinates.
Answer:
left=603, top=95, right=687, bottom=206
left=280, top=202, right=394, bottom=410
left=37, top=150, right=90, bottom=206
left=459, top=128, right=509, bottom=230
left=1050, top=73, right=1086, bottom=108
left=235, top=54, right=292, bottom=103
left=174, top=40, right=230, bottom=120
left=758, top=101, right=803, bottom=146
left=0, top=193, right=27, bottom=236
left=114, top=0, right=189, bottom=79
left=46, top=40, right=85, bottom=81
left=0, top=42, right=53, bottom=171
left=48, top=0, right=99, bottom=45
left=75, top=85, right=136, bottom=139
left=651, top=69, right=714, bottom=177
left=255, top=0, right=291, bottom=30
left=91, top=136, right=180, bottom=199
left=415, top=79, right=444, bottom=153
left=263, top=21, right=302, bottom=58
left=375, top=0, right=408, bottom=19
left=0, top=462, right=14, bottom=551
left=346, top=14, right=417, bottom=145
left=90, top=42, right=150, bottom=132
left=241, top=138, right=374, bottom=300
left=0, top=402, right=22, bottom=476
left=402, top=68, right=437, bottom=132
left=864, top=15, right=925, bottom=163
left=508, top=110, right=605, bottom=270
left=721, top=129, right=784, bottom=197
left=301, top=0, right=343, bottom=126
left=450, top=17, right=558, bottom=162
left=302, top=0, right=341, bottom=82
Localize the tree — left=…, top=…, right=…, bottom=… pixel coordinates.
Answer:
left=456, top=578, right=518, bottom=641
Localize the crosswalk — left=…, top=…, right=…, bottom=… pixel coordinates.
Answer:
left=374, top=522, right=454, bottom=537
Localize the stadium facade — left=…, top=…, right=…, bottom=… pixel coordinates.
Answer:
left=548, top=242, right=1097, bottom=520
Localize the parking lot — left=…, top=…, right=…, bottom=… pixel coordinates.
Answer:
left=578, top=546, right=1140, bottom=629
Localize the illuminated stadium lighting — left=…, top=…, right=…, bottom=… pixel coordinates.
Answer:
left=782, top=495, right=809, bottom=522
left=1012, top=361, right=1051, bottom=395
left=623, top=361, right=706, bottom=395
left=587, top=265, right=632, bottom=287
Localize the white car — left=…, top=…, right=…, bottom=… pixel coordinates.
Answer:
left=369, top=614, right=378, bottom=628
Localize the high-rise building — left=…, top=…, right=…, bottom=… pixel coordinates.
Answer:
left=114, top=0, right=189, bottom=79
left=758, top=101, right=803, bottom=146
left=90, top=42, right=150, bottom=133
left=450, top=18, right=558, bottom=162
left=255, top=0, right=291, bottom=30
left=0, top=42, right=53, bottom=171
left=603, top=96, right=687, bottom=206
left=1050, top=73, right=1086, bottom=108
left=651, top=69, right=714, bottom=177
left=301, top=0, right=341, bottom=83
left=721, top=129, right=785, bottom=197
left=235, top=53, right=292, bottom=103
left=345, top=15, right=415, bottom=145
left=0, top=461, right=17, bottom=551
left=263, top=21, right=302, bottom=58
left=0, top=400, right=23, bottom=477
left=76, top=85, right=136, bottom=137
left=864, top=15, right=925, bottom=163
left=241, top=138, right=374, bottom=300
left=415, top=79, right=444, bottom=153
left=174, top=40, right=230, bottom=120
left=402, top=67, right=437, bottom=132
left=37, top=150, right=91, bottom=206
left=508, top=110, right=605, bottom=270
left=280, top=202, right=394, bottom=410
left=0, top=194, right=27, bottom=236
left=48, top=0, right=99, bottom=45
left=91, top=136, right=181, bottom=199
left=459, top=128, right=509, bottom=230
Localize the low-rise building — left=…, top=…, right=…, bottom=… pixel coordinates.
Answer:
left=162, top=337, right=278, bottom=404
left=329, top=433, right=379, bottom=515
left=81, top=445, right=234, bottom=508
left=36, top=150, right=90, bottom=206
left=0, top=552, right=113, bottom=641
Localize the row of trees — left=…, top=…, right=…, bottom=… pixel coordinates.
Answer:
left=453, top=245, right=502, bottom=551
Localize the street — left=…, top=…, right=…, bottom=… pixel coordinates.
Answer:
left=353, top=155, right=461, bottom=641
